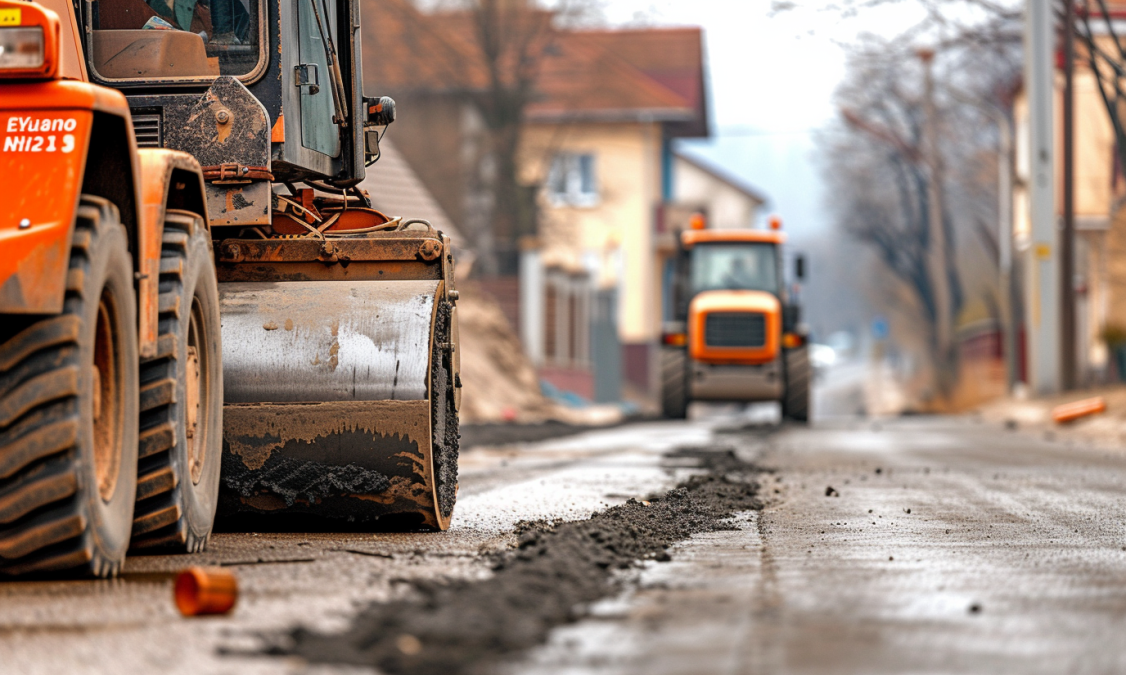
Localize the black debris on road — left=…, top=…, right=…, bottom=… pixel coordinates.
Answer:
left=280, top=447, right=762, bottom=675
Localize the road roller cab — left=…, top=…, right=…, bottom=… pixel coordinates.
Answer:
left=660, top=218, right=810, bottom=422
left=0, top=0, right=460, bottom=579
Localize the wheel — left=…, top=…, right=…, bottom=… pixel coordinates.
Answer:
left=131, top=211, right=222, bottom=552
left=0, top=195, right=139, bottom=577
left=431, top=298, right=459, bottom=527
left=783, top=345, right=811, bottom=423
left=660, top=347, right=689, bottom=420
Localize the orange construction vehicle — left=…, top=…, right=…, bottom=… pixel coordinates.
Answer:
left=0, top=0, right=460, bottom=578
left=660, top=217, right=810, bottom=422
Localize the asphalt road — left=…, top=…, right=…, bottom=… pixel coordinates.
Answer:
left=5, top=380, right=1126, bottom=673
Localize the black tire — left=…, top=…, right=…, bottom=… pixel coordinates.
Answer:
left=131, top=211, right=222, bottom=552
left=783, top=346, right=811, bottom=423
left=660, top=347, right=689, bottom=420
left=0, top=195, right=139, bottom=578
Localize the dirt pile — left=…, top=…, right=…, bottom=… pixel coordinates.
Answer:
left=283, top=448, right=762, bottom=674
left=455, top=281, right=560, bottom=424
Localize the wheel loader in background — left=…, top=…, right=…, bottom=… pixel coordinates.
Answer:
left=660, top=217, right=810, bottom=422
left=0, top=0, right=460, bottom=577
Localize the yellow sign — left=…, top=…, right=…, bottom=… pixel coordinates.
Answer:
left=0, top=8, right=21, bottom=25
left=1034, top=242, right=1051, bottom=260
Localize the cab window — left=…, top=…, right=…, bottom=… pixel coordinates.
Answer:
left=690, top=242, right=779, bottom=295
left=86, top=0, right=263, bottom=82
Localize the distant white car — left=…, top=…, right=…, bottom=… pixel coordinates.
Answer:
left=827, top=330, right=856, bottom=361
left=810, top=344, right=837, bottom=380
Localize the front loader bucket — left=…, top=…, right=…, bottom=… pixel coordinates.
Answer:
left=215, top=280, right=457, bottom=530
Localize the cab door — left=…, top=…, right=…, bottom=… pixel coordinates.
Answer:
left=296, top=0, right=340, bottom=158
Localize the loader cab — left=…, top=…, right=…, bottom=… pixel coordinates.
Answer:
left=76, top=0, right=367, bottom=193
left=83, top=0, right=266, bottom=81
left=670, top=229, right=786, bottom=324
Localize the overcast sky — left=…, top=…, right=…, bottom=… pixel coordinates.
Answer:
left=600, top=0, right=931, bottom=242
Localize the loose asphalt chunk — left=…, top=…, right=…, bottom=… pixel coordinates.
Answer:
left=277, top=447, right=762, bottom=675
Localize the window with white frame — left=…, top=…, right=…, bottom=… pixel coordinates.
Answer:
left=542, top=268, right=591, bottom=368
left=546, top=153, right=599, bottom=207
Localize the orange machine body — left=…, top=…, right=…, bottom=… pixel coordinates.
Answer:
left=688, top=290, right=781, bottom=365
left=0, top=0, right=207, bottom=358
left=0, top=81, right=129, bottom=314
left=681, top=228, right=786, bottom=248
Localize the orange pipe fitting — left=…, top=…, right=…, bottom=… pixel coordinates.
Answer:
left=1051, top=397, right=1107, bottom=425
left=174, top=567, right=238, bottom=616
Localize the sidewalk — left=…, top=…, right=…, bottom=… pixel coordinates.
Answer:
left=978, top=384, right=1126, bottom=450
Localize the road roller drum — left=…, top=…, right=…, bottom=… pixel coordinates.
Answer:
left=216, top=279, right=458, bottom=529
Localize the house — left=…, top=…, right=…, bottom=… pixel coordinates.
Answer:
left=670, top=152, right=767, bottom=229
left=514, top=27, right=711, bottom=400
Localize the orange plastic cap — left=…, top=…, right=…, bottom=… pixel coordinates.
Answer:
left=1051, top=397, right=1106, bottom=425
left=175, top=567, right=238, bottom=617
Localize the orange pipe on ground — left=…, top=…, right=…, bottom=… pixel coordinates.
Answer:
left=1051, top=397, right=1107, bottom=424
left=174, top=567, right=238, bottom=616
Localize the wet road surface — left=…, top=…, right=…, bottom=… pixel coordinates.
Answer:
left=4, top=408, right=1126, bottom=673
left=517, top=415, right=1126, bottom=674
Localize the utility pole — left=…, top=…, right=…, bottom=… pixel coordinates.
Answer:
left=918, top=48, right=954, bottom=391
left=1061, top=0, right=1076, bottom=390
left=1024, top=0, right=1060, bottom=395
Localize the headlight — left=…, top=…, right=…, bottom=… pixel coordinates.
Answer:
left=0, top=27, right=44, bottom=70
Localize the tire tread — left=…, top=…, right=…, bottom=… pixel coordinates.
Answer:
left=0, top=196, right=131, bottom=578
left=130, top=210, right=218, bottom=553
left=783, top=346, right=811, bottom=423
left=660, top=348, right=689, bottom=419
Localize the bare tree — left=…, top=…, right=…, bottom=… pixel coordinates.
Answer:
left=823, top=7, right=1020, bottom=398
left=394, top=0, right=598, bottom=276
left=461, top=1, right=554, bottom=274
left=829, top=41, right=959, bottom=393
left=1075, top=0, right=1126, bottom=175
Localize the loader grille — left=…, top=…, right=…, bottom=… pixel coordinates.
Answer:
left=704, top=312, right=766, bottom=348
left=131, top=114, right=162, bottom=148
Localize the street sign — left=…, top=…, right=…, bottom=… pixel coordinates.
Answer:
left=872, top=316, right=889, bottom=341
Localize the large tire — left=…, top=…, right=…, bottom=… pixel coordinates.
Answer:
left=0, top=196, right=139, bottom=577
left=660, top=347, right=689, bottom=420
left=131, top=211, right=222, bottom=552
left=783, top=346, right=811, bottom=423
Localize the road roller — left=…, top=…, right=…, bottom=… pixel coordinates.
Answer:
left=0, top=0, right=459, bottom=577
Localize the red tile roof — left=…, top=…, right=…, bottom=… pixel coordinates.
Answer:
left=362, top=0, right=708, bottom=136
left=361, top=0, right=487, bottom=93
left=579, top=28, right=706, bottom=111
left=524, top=31, right=696, bottom=123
